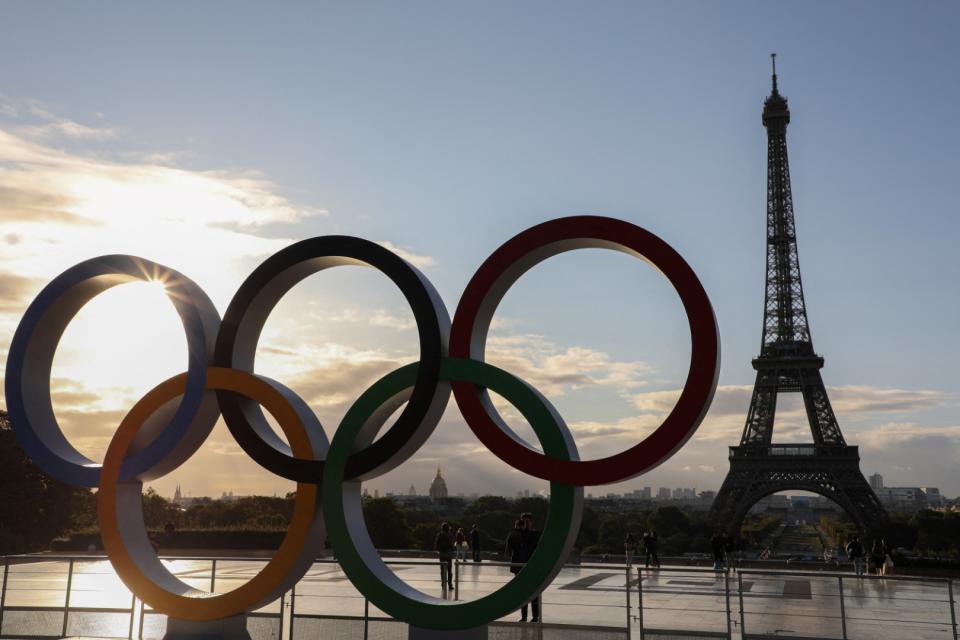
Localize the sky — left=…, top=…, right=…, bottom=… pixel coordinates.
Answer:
left=0, top=2, right=957, bottom=501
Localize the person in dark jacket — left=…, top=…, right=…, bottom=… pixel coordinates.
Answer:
left=506, top=520, right=524, bottom=572
left=711, top=532, right=726, bottom=572
left=643, top=531, right=660, bottom=568
left=435, top=522, right=455, bottom=592
left=516, top=513, right=542, bottom=622
left=845, top=535, right=865, bottom=577
left=869, top=539, right=885, bottom=576
left=470, top=524, right=481, bottom=562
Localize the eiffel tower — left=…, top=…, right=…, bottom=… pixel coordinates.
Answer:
left=711, top=56, right=886, bottom=534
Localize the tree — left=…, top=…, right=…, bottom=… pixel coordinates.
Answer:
left=362, top=497, right=414, bottom=549
left=597, top=517, right=627, bottom=554
left=0, top=410, right=92, bottom=554
left=649, top=506, right=689, bottom=537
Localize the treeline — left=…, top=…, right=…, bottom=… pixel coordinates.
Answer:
left=4, top=412, right=960, bottom=559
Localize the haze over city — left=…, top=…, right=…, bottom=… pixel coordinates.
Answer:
left=1, top=3, right=958, bottom=501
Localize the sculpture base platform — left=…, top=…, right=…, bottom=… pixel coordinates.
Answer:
left=164, top=615, right=251, bottom=640
left=409, top=624, right=488, bottom=640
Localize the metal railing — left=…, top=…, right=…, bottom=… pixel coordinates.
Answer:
left=1, top=554, right=957, bottom=640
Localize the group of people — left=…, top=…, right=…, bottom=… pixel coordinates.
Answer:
left=434, top=524, right=483, bottom=592
left=623, top=531, right=661, bottom=568
left=844, top=535, right=894, bottom=576
left=435, top=513, right=542, bottom=622
left=710, top=532, right=736, bottom=572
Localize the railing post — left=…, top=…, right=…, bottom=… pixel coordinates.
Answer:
left=624, top=564, right=632, bottom=640
left=454, top=557, right=459, bottom=601
left=210, top=558, right=217, bottom=592
left=128, top=593, right=136, bottom=640
left=363, top=597, right=369, bottom=640
left=278, top=592, right=285, bottom=640
left=1, top=556, right=9, bottom=634
left=837, top=575, right=848, bottom=640
left=737, top=571, right=746, bottom=638
left=289, top=584, right=296, bottom=640
left=948, top=580, right=958, bottom=640
left=724, top=569, right=732, bottom=640
left=62, top=558, right=75, bottom=637
left=138, top=596, right=146, bottom=640
left=636, top=567, right=645, bottom=640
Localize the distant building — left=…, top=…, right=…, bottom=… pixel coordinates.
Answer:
left=876, top=487, right=927, bottom=511
left=657, top=487, right=671, bottom=499
left=922, top=487, right=942, bottom=506
left=869, top=473, right=884, bottom=491
left=408, top=484, right=417, bottom=496
left=429, top=468, right=449, bottom=500
left=642, top=487, right=652, bottom=500
left=682, top=488, right=696, bottom=499
left=173, top=484, right=182, bottom=504
left=672, top=488, right=684, bottom=499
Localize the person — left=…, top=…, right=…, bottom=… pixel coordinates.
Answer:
left=505, top=519, right=523, bottom=568
left=624, top=532, right=638, bottom=566
left=711, top=532, right=726, bottom=572
left=455, top=527, right=468, bottom=562
left=869, top=539, right=885, bottom=576
left=435, top=522, right=455, bottom=592
left=643, top=530, right=660, bottom=568
left=845, top=535, right=865, bottom=577
left=470, top=524, right=482, bottom=562
left=517, top=513, right=542, bottom=622
left=881, top=539, right=894, bottom=576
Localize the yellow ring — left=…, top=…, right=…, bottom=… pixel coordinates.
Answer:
left=98, top=367, right=323, bottom=621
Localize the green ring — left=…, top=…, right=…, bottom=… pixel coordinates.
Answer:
left=322, top=357, right=583, bottom=630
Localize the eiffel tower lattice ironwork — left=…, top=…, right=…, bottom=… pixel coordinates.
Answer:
left=711, top=56, right=886, bottom=534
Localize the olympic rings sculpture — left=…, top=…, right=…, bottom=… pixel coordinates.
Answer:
left=5, top=216, right=719, bottom=631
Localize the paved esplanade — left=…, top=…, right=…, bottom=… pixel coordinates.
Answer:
left=1, top=558, right=956, bottom=639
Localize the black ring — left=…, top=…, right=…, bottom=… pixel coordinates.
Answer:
left=214, top=236, right=450, bottom=482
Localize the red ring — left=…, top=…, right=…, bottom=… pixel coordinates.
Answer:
left=450, top=216, right=720, bottom=485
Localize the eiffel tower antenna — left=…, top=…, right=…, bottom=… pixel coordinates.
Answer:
left=771, top=53, right=778, bottom=93
left=711, top=58, right=886, bottom=535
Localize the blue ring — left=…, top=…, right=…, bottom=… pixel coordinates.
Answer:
left=4, top=255, right=222, bottom=487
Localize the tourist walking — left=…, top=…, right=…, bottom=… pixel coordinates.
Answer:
left=711, top=532, right=726, bottom=572
left=845, top=535, right=865, bottom=577
left=643, top=531, right=660, bottom=568
left=881, top=539, right=895, bottom=576
left=505, top=519, right=523, bottom=567
left=455, top=527, right=468, bottom=562
left=869, top=539, right=885, bottom=576
left=518, top=513, right=542, bottom=622
left=470, top=524, right=482, bottom=562
left=624, top=532, right=638, bottom=566
left=435, top=522, right=455, bottom=592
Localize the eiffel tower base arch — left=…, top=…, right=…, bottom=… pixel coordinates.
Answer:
left=711, top=445, right=887, bottom=536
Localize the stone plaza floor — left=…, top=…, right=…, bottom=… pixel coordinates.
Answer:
left=1, top=556, right=957, bottom=639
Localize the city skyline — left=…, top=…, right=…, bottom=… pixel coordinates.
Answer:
left=1, top=4, right=958, bottom=501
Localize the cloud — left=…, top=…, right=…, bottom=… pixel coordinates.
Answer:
left=0, top=99, right=120, bottom=140
left=376, top=241, right=436, bottom=269
left=630, top=384, right=948, bottom=422
left=0, top=273, right=45, bottom=312
left=486, top=333, right=652, bottom=397
left=855, top=422, right=960, bottom=448
left=320, top=307, right=416, bottom=331
left=0, top=113, right=331, bottom=320
left=829, top=386, right=947, bottom=413
left=21, top=120, right=118, bottom=140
